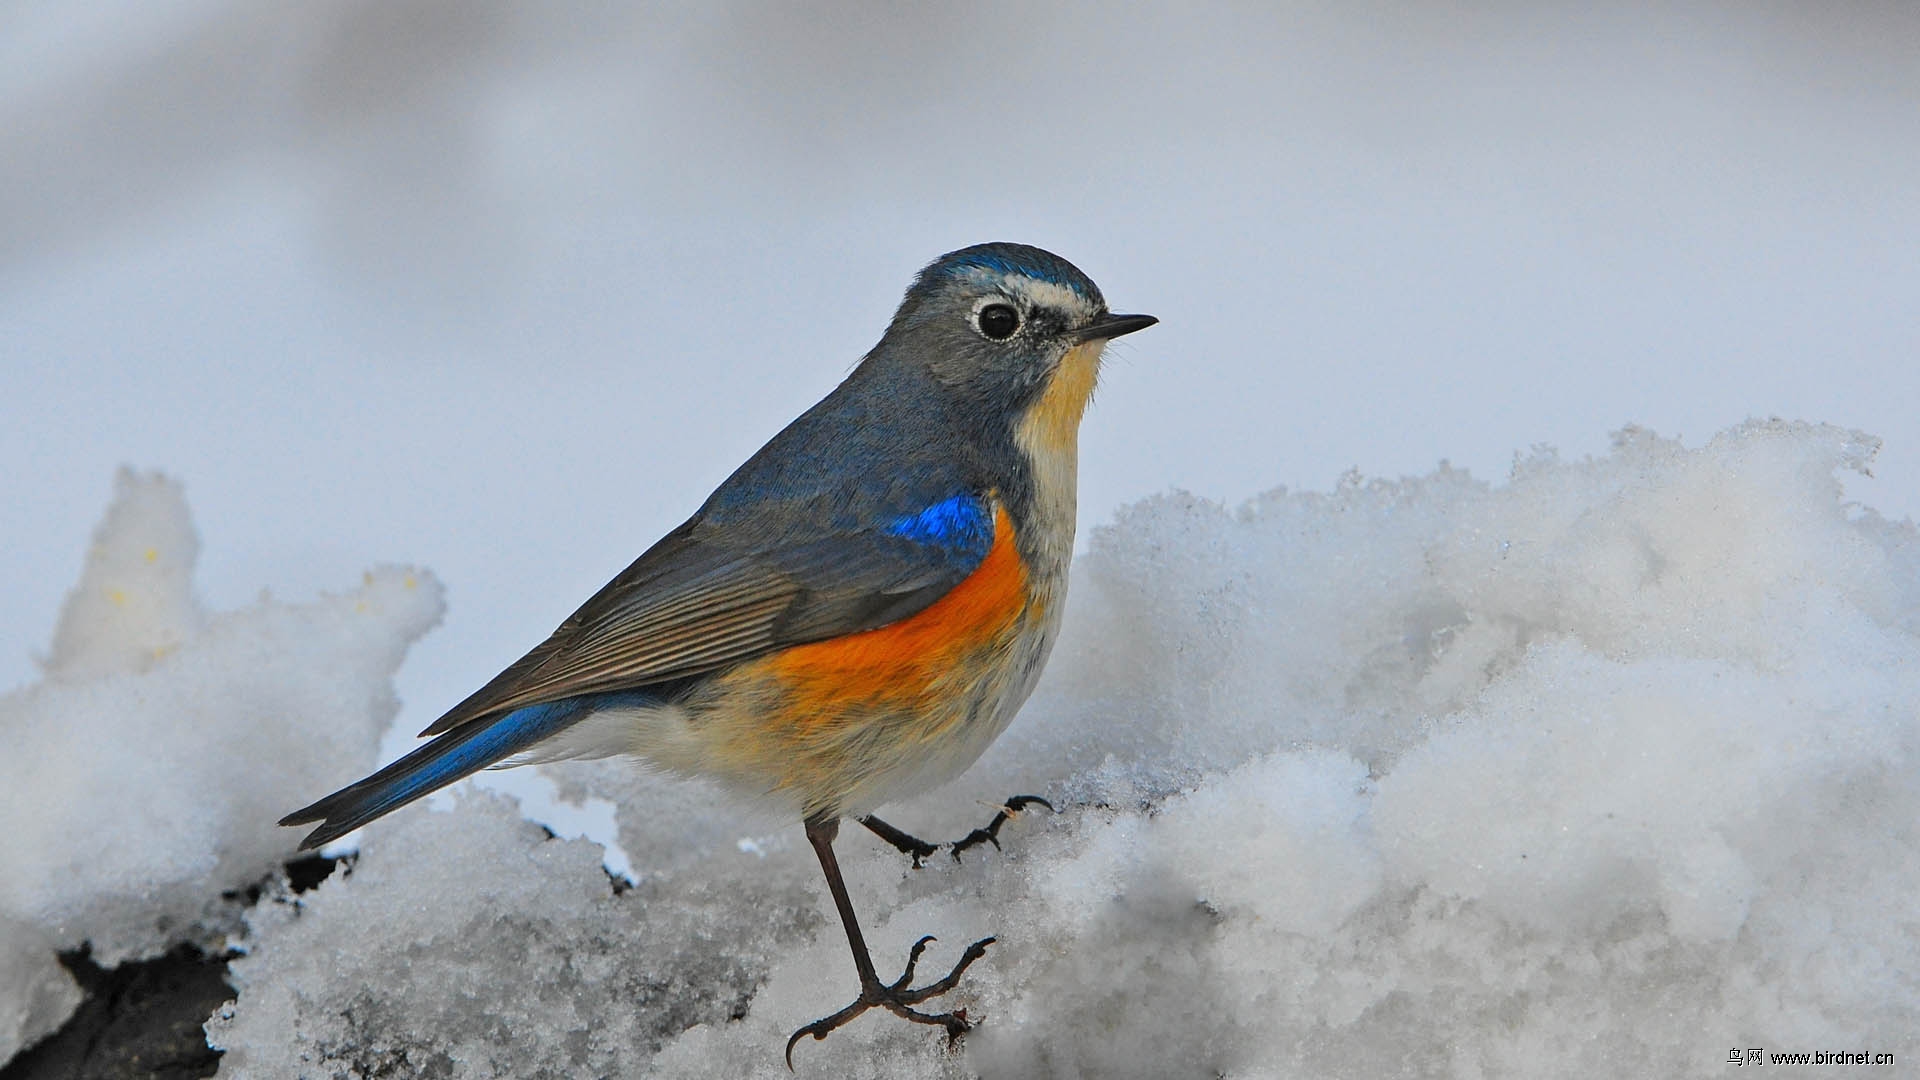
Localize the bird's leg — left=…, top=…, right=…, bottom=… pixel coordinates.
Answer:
left=786, top=816, right=995, bottom=1069
left=859, top=795, right=1054, bottom=867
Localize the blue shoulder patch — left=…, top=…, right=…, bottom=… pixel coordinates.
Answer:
left=887, top=493, right=993, bottom=559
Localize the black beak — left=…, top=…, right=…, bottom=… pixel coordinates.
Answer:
left=1074, top=312, right=1158, bottom=342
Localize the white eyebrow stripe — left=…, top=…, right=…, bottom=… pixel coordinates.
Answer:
left=1002, top=275, right=1096, bottom=318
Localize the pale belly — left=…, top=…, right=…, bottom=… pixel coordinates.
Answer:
left=647, top=592, right=1064, bottom=819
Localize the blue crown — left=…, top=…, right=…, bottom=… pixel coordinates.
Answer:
left=915, top=243, right=1104, bottom=307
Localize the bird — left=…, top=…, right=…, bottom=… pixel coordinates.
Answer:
left=279, top=242, right=1155, bottom=1062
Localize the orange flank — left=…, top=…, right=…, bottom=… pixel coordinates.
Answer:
left=769, top=506, right=1028, bottom=712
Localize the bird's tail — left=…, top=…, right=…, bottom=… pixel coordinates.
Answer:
left=279, top=696, right=608, bottom=850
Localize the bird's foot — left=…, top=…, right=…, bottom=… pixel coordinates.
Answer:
left=858, top=796, right=1054, bottom=868
left=949, top=795, right=1053, bottom=862
left=856, top=814, right=940, bottom=867
left=785, top=934, right=994, bottom=1068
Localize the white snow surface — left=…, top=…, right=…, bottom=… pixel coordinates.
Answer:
left=0, top=470, right=444, bottom=1062
left=5, top=421, right=1918, bottom=1078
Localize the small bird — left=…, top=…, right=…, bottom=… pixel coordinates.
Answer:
left=280, top=243, right=1155, bottom=1061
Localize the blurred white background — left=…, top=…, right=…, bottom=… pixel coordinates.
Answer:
left=5, top=0, right=1916, bottom=733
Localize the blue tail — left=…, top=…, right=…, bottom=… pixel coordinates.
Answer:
left=280, top=691, right=651, bottom=850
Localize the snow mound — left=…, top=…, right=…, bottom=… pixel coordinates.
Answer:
left=30, top=419, right=1920, bottom=1079
left=0, top=469, right=442, bottom=1061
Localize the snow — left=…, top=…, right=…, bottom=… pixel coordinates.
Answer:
left=0, top=470, right=443, bottom=1062
left=4, top=422, right=1915, bottom=1078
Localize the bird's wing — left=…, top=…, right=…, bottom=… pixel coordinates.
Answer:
left=416, top=491, right=998, bottom=737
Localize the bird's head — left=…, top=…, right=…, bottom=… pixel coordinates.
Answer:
left=876, top=243, right=1156, bottom=444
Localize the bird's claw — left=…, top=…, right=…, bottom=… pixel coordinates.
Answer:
left=784, top=935, right=995, bottom=1070
left=860, top=795, right=1054, bottom=868
left=950, top=795, right=1054, bottom=863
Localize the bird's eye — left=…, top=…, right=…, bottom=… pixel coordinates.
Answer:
left=975, top=303, right=1020, bottom=340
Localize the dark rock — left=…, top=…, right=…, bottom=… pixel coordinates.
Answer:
left=1, top=944, right=231, bottom=1080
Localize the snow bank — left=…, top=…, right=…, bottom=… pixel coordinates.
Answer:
left=203, top=420, right=1918, bottom=1078
left=11, top=420, right=1916, bottom=1079
left=0, top=470, right=442, bottom=1061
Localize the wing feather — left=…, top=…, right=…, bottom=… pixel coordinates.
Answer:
left=416, top=500, right=994, bottom=738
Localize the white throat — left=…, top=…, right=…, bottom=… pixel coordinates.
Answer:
left=1012, top=338, right=1105, bottom=577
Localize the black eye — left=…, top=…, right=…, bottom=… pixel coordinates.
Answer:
left=975, top=303, right=1020, bottom=340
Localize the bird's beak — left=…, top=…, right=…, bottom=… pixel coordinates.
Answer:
left=1074, top=312, right=1158, bottom=342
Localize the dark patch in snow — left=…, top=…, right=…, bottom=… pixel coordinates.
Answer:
left=1, top=944, right=230, bottom=1080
